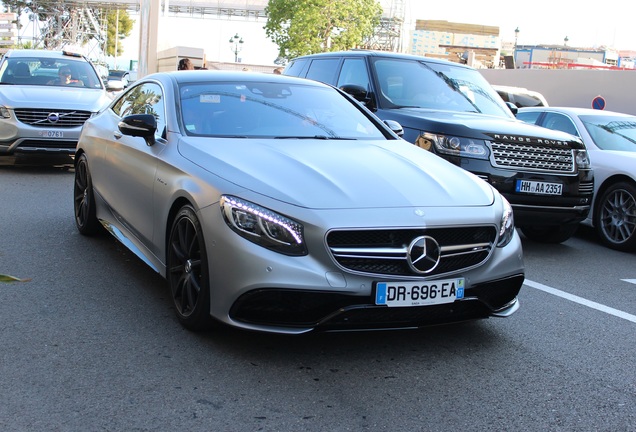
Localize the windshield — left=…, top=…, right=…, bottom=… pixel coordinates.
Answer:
left=179, top=81, right=387, bottom=139
left=581, top=115, right=636, bottom=151
left=0, top=56, right=103, bottom=89
left=372, top=58, right=513, bottom=117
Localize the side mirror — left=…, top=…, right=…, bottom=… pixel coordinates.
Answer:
left=339, top=84, right=373, bottom=105
left=506, top=101, right=519, bottom=116
left=119, top=114, right=157, bottom=146
left=106, top=79, right=125, bottom=92
left=383, top=120, right=404, bottom=137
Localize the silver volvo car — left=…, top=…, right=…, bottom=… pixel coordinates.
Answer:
left=73, top=71, right=524, bottom=334
left=0, top=49, right=112, bottom=158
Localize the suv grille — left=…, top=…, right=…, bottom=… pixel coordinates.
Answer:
left=14, top=109, right=92, bottom=128
left=326, top=226, right=497, bottom=278
left=490, top=141, right=575, bottom=173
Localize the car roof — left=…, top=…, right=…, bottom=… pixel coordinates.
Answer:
left=147, top=70, right=333, bottom=87
left=3, top=49, right=88, bottom=61
left=519, top=106, right=635, bottom=117
left=290, top=49, right=473, bottom=69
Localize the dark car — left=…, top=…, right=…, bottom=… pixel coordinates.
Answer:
left=284, top=50, right=594, bottom=243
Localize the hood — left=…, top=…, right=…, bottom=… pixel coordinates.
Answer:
left=381, top=108, right=584, bottom=148
left=0, top=85, right=110, bottom=112
left=179, top=137, right=495, bottom=209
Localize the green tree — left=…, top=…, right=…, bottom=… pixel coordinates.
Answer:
left=264, top=0, right=382, bottom=60
left=106, top=9, right=133, bottom=57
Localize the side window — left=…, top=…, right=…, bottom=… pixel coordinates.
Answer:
left=516, top=111, right=541, bottom=125
left=112, top=83, right=166, bottom=138
left=284, top=59, right=308, bottom=77
left=543, top=113, right=579, bottom=137
left=305, top=58, right=340, bottom=85
left=336, top=58, right=370, bottom=91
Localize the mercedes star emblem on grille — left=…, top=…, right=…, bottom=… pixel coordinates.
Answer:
left=407, top=235, right=441, bottom=274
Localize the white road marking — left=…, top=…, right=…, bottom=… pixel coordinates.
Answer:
left=524, top=279, right=636, bottom=324
left=622, top=279, right=636, bottom=285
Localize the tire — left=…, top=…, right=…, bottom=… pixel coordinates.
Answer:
left=594, top=181, right=636, bottom=252
left=73, top=153, right=100, bottom=235
left=520, top=223, right=579, bottom=244
left=167, top=205, right=213, bottom=331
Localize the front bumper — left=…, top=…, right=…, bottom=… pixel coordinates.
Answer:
left=200, top=202, right=525, bottom=334
left=458, top=158, right=594, bottom=226
left=0, top=117, right=82, bottom=155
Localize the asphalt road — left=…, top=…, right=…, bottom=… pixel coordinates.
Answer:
left=1, top=163, right=635, bottom=431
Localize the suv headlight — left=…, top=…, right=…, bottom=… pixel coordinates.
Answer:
left=419, top=132, right=489, bottom=160
left=220, top=195, right=307, bottom=256
left=0, top=106, right=10, bottom=119
left=575, top=149, right=590, bottom=169
left=497, top=196, right=515, bottom=247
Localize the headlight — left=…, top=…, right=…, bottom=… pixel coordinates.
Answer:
left=575, top=149, right=590, bottom=169
left=497, top=196, right=515, bottom=247
left=220, top=195, right=307, bottom=256
left=0, top=106, right=10, bottom=119
left=420, top=132, right=489, bottom=160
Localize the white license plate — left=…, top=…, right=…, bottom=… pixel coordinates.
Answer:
left=516, top=180, right=562, bottom=195
left=375, top=278, right=464, bottom=307
left=39, top=130, right=64, bottom=138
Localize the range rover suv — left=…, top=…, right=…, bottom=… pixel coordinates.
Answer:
left=284, top=50, right=594, bottom=243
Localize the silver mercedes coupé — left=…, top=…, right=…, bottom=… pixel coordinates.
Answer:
left=73, top=71, right=524, bottom=334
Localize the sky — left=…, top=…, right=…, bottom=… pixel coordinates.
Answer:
left=406, top=0, right=636, bottom=51
left=113, top=0, right=636, bottom=69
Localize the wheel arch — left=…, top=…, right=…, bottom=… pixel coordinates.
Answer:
left=164, top=196, right=196, bottom=262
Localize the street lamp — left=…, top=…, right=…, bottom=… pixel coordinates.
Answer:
left=229, top=33, right=244, bottom=63
left=514, top=27, right=519, bottom=49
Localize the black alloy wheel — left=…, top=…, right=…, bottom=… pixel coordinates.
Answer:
left=73, top=153, right=100, bottom=235
left=595, top=181, right=636, bottom=251
left=167, top=205, right=213, bottom=331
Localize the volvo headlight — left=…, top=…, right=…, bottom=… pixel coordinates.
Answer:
left=575, top=149, right=591, bottom=169
left=220, top=196, right=307, bottom=256
left=497, top=196, right=515, bottom=247
left=420, top=132, right=489, bottom=160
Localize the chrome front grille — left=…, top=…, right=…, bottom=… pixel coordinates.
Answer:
left=490, top=141, right=575, bottom=173
left=326, top=226, right=497, bottom=278
left=14, top=109, right=92, bottom=128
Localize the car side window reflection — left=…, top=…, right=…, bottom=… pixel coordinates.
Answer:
left=337, top=58, right=370, bottom=92
left=112, top=83, right=166, bottom=139
left=543, top=113, right=579, bottom=137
